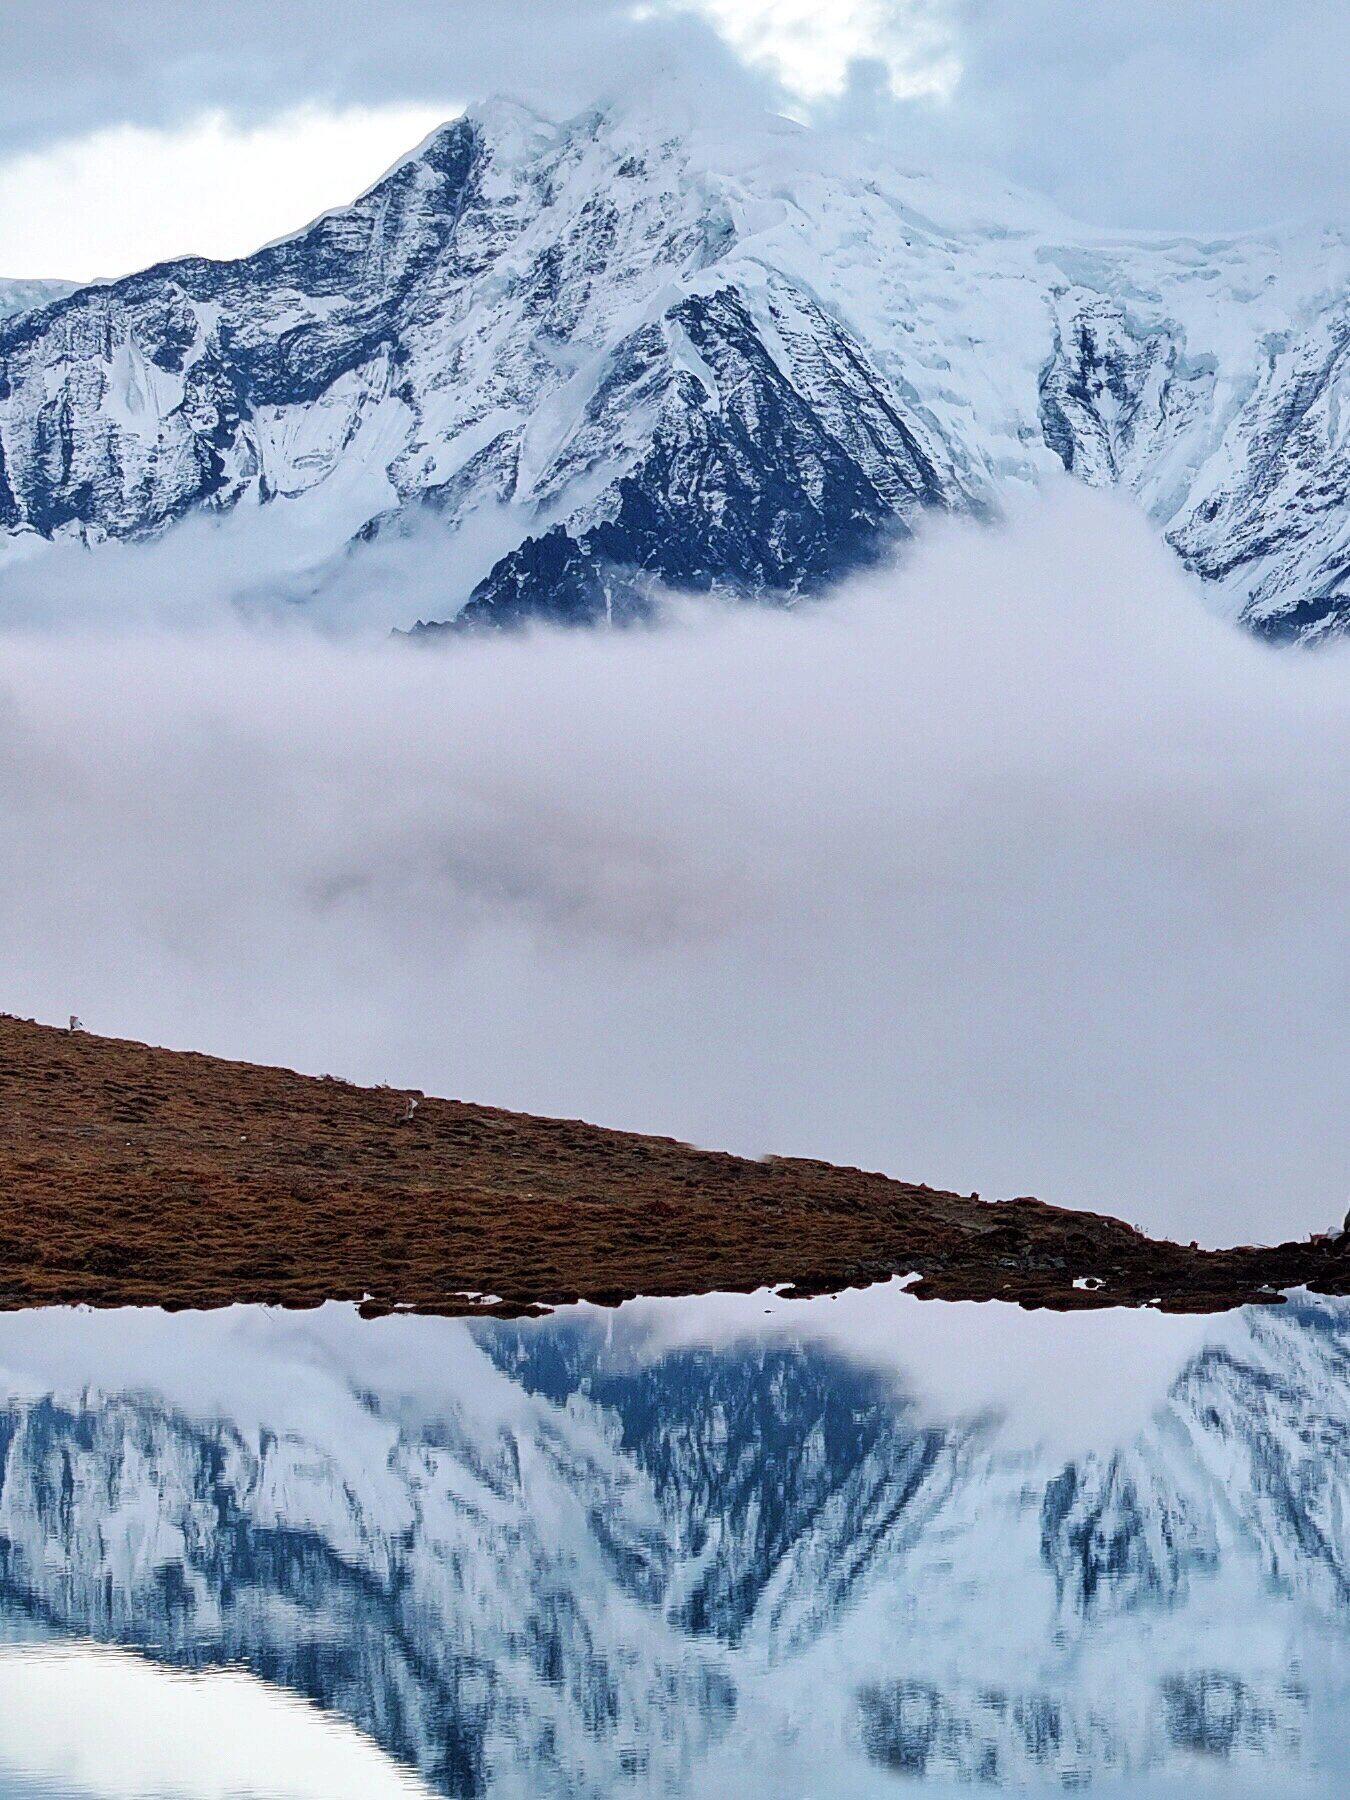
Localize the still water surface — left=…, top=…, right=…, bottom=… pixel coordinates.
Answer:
left=0, top=1285, right=1343, bottom=1797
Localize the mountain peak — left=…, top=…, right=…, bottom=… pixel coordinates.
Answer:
left=0, top=106, right=1345, bottom=640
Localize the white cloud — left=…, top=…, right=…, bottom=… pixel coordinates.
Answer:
left=0, top=104, right=449, bottom=280
left=895, top=0, right=1350, bottom=230
left=682, top=0, right=957, bottom=101
left=1, top=489, right=1345, bottom=1249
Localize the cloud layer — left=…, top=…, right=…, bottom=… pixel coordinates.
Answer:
left=896, top=0, right=1350, bottom=230
left=1, top=488, right=1345, bottom=1247
left=3, top=0, right=1346, bottom=248
left=0, top=1, right=774, bottom=157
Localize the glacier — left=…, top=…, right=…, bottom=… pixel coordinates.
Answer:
left=0, top=1291, right=1344, bottom=1796
left=0, top=99, right=1347, bottom=640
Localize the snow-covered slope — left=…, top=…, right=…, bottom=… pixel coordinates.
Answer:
left=0, top=100, right=1346, bottom=640
left=0, top=1296, right=1344, bottom=1795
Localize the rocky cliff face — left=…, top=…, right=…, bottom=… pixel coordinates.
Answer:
left=0, top=100, right=1347, bottom=640
left=0, top=1297, right=1344, bottom=1794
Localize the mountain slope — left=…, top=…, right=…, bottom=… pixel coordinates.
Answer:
left=3, top=1014, right=1346, bottom=1315
left=0, top=100, right=1347, bottom=638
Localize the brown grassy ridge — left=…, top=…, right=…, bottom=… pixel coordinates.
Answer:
left=0, top=1014, right=1345, bottom=1317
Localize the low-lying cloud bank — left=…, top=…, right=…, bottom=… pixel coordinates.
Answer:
left=1, top=489, right=1345, bottom=1245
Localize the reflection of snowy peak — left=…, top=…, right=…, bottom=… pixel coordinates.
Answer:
left=0, top=1331, right=731, bottom=1797
left=0, top=101, right=1347, bottom=639
left=0, top=1298, right=1345, bottom=1794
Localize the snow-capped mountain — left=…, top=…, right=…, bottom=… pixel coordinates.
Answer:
left=0, top=1296, right=1344, bottom=1795
left=0, top=99, right=1347, bottom=640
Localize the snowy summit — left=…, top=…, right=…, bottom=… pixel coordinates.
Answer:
left=0, top=97, right=1346, bottom=640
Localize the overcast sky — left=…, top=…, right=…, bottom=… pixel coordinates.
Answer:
left=1, top=1, right=1347, bottom=277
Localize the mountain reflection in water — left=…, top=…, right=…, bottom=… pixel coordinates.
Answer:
left=0, top=1288, right=1343, bottom=1797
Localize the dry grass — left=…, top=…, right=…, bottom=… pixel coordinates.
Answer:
left=1, top=1015, right=1343, bottom=1316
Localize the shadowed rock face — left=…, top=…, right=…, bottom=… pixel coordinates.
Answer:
left=0, top=1298, right=1344, bottom=1794
left=1, top=1014, right=1346, bottom=1316
left=447, top=286, right=944, bottom=630
left=0, top=101, right=1346, bottom=639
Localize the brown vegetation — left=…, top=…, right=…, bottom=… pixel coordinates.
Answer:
left=1, top=1015, right=1344, bottom=1316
